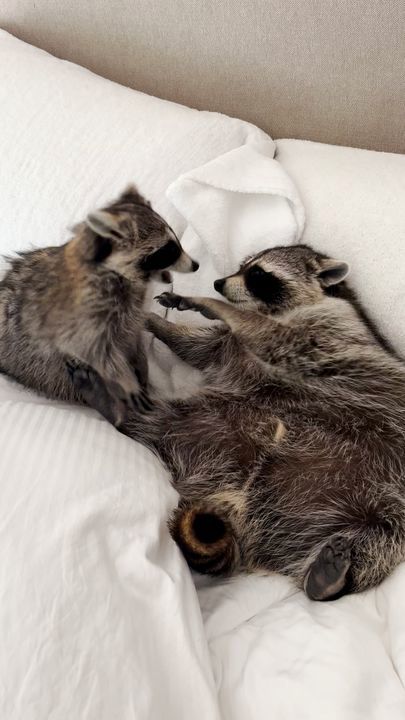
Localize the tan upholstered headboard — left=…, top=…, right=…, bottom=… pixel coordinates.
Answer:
left=1, top=0, right=404, bottom=153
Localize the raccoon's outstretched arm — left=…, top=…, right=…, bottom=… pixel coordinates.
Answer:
left=146, top=313, right=229, bottom=370
left=156, top=292, right=274, bottom=355
left=156, top=293, right=262, bottom=332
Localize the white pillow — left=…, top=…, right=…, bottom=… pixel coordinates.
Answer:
left=0, top=30, right=270, bottom=720
left=0, top=31, right=267, bottom=260
left=276, top=139, right=405, bottom=356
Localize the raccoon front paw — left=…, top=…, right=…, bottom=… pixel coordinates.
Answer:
left=155, top=292, right=192, bottom=311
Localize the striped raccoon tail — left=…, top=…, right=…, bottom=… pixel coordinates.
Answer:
left=170, top=502, right=240, bottom=576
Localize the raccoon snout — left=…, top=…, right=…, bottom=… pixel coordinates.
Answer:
left=173, top=252, right=199, bottom=273
left=214, top=278, right=225, bottom=294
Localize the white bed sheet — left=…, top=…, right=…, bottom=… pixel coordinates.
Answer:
left=1, top=30, right=405, bottom=720
left=0, top=376, right=220, bottom=720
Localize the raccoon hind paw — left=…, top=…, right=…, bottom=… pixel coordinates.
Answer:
left=304, top=535, right=352, bottom=601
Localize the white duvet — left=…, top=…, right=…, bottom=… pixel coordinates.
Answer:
left=1, top=30, right=405, bottom=720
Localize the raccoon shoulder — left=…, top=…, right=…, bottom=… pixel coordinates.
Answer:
left=324, top=280, right=395, bottom=355
left=288, top=296, right=377, bottom=349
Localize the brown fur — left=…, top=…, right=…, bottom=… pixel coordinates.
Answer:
left=70, top=244, right=405, bottom=599
left=0, top=185, right=197, bottom=424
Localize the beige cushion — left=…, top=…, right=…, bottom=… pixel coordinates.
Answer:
left=1, top=0, right=404, bottom=153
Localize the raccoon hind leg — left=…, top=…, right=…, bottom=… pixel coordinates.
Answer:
left=304, top=535, right=352, bottom=601
left=66, top=360, right=128, bottom=427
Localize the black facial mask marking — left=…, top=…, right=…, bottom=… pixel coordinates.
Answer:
left=245, top=265, right=288, bottom=307
left=140, top=240, right=181, bottom=272
left=93, top=236, right=113, bottom=263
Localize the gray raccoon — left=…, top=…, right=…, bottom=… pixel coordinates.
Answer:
left=72, top=244, right=405, bottom=600
left=0, top=185, right=198, bottom=424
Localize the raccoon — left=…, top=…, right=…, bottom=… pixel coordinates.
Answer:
left=0, top=185, right=198, bottom=424
left=70, top=244, right=405, bottom=600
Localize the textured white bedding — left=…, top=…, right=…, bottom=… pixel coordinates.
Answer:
left=0, top=30, right=265, bottom=720
left=1, top=29, right=405, bottom=720
left=0, top=378, right=220, bottom=720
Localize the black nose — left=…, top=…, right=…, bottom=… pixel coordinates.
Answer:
left=214, top=278, right=225, bottom=294
left=191, top=260, right=199, bottom=272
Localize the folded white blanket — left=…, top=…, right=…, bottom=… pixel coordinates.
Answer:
left=168, top=140, right=304, bottom=296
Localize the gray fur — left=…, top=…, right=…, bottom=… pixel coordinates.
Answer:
left=0, top=185, right=197, bottom=424
left=115, top=244, right=405, bottom=600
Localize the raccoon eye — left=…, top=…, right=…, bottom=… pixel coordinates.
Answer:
left=245, top=266, right=287, bottom=307
left=140, top=239, right=181, bottom=272
left=247, top=264, right=265, bottom=276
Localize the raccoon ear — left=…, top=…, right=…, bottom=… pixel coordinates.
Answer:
left=318, top=259, right=350, bottom=287
left=86, top=211, right=124, bottom=239
left=119, top=184, right=151, bottom=207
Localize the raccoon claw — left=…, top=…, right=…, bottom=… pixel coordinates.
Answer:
left=304, top=536, right=352, bottom=601
left=155, top=292, right=190, bottom=311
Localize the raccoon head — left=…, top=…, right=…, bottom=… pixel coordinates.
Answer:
left=213, top=244, right=350, bottom=315
left=81, top=185, right=198, bottom=281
